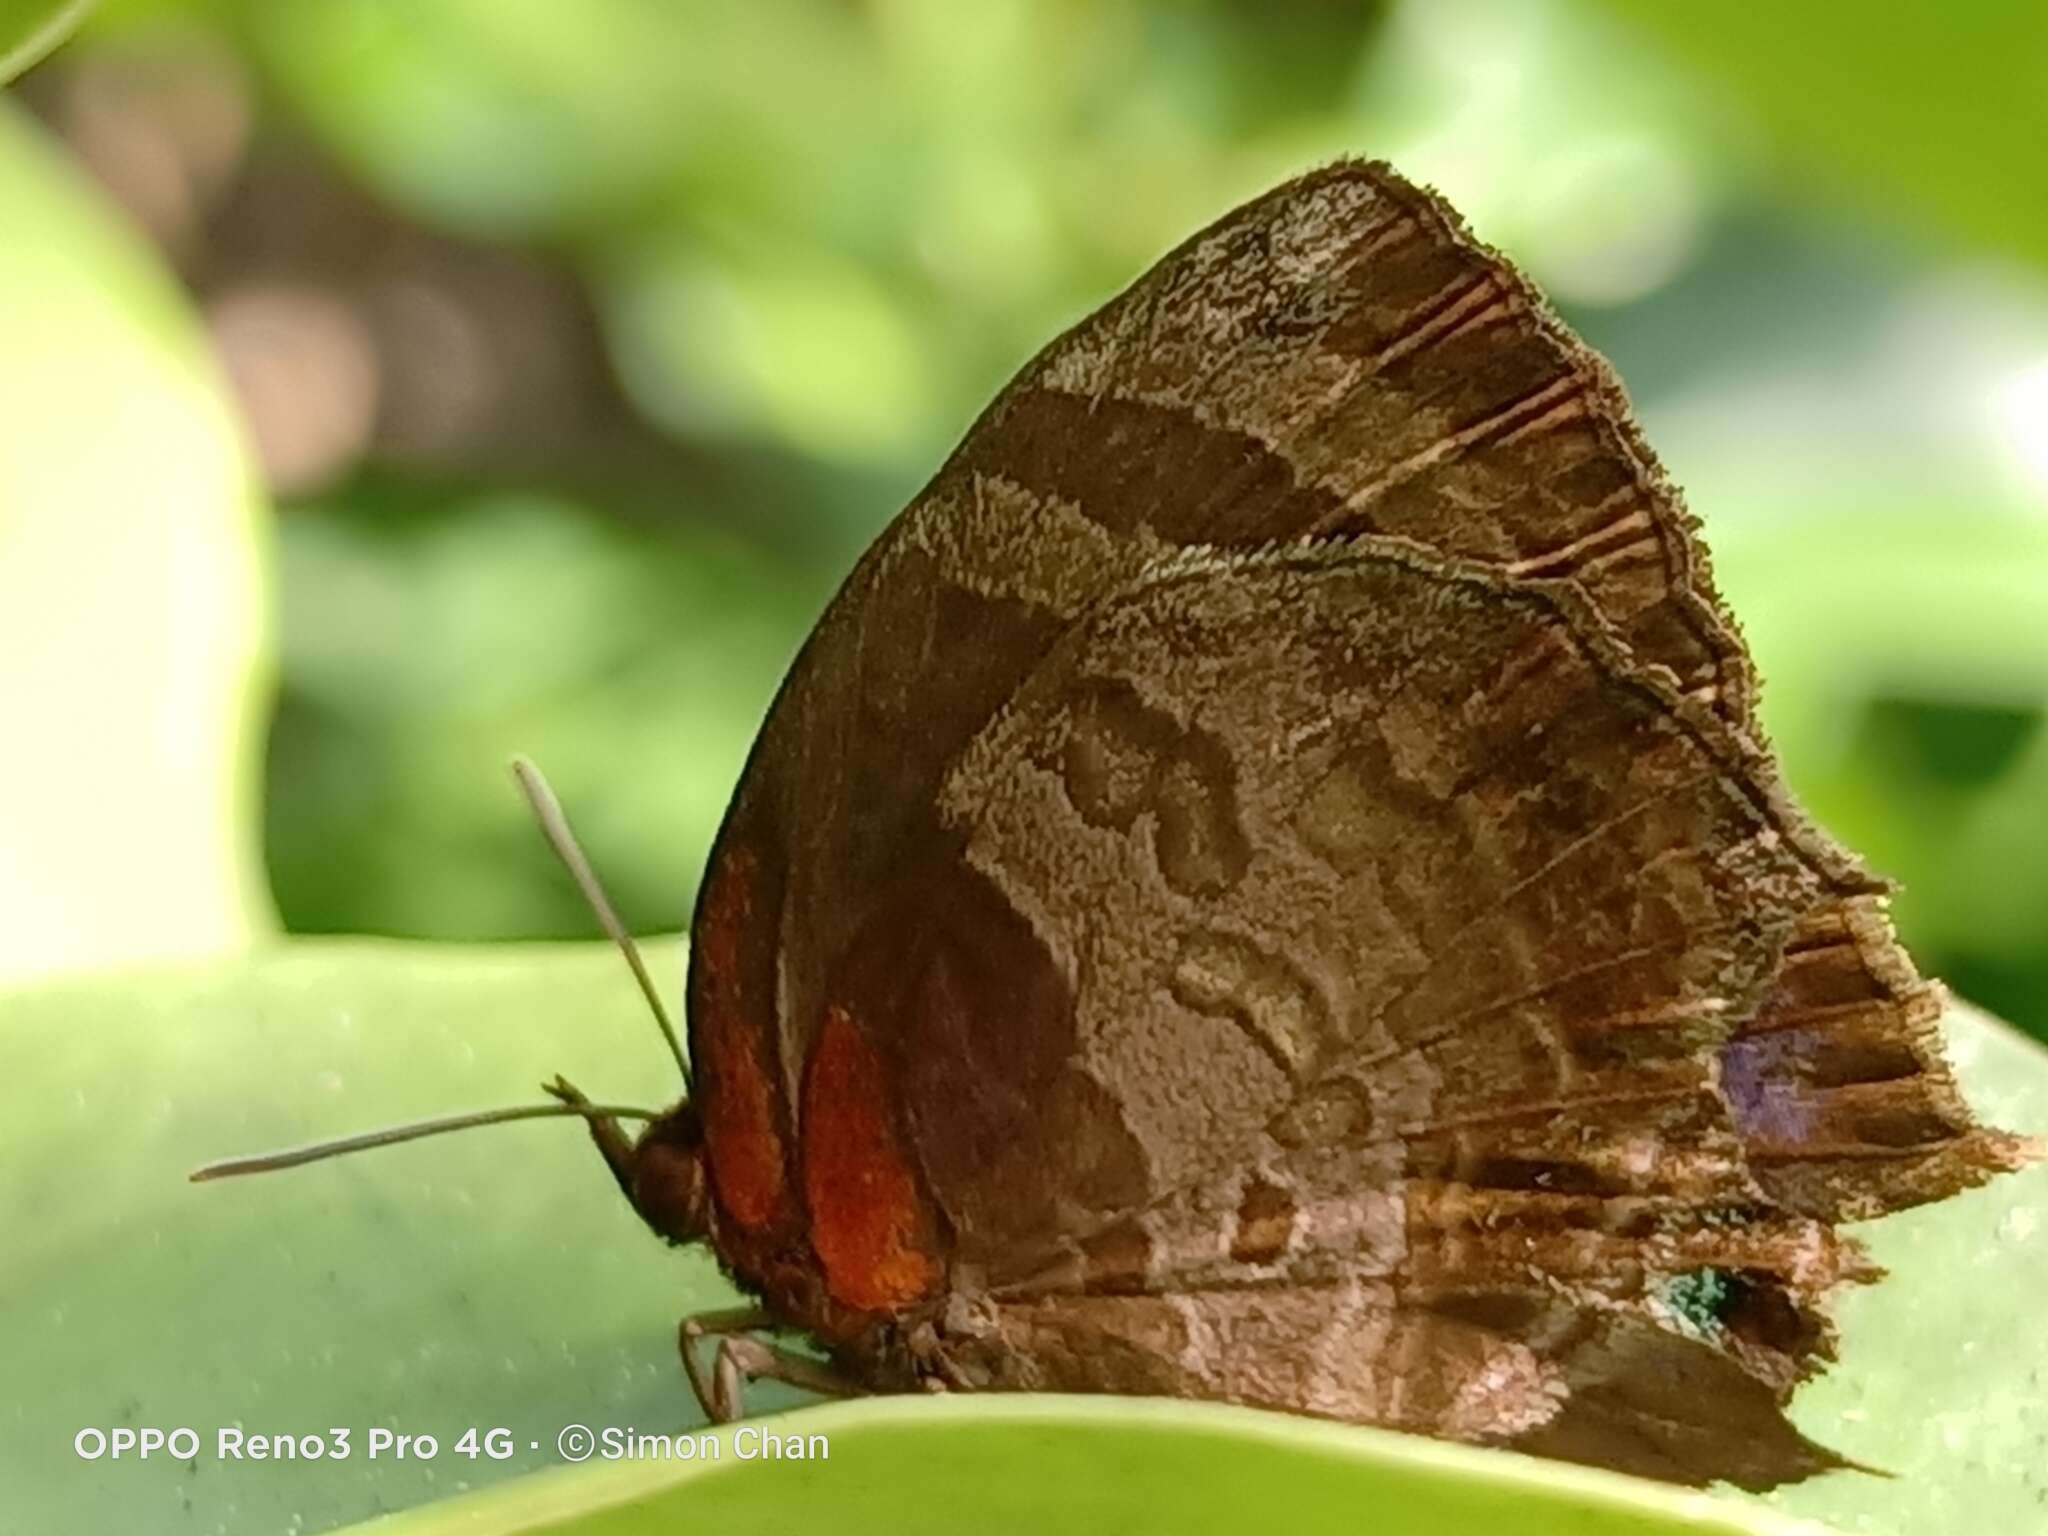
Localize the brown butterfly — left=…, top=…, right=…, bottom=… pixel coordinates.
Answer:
left=200, top=160, right=2033, bottom=1490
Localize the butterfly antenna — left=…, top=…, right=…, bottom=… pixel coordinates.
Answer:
left=188, top=1097, right=661, bottom=1182
left=511, top=756, right=693, bottom=1091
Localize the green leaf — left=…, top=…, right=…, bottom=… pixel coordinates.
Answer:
left=0, top=102, right=275, bottom=984
left=352, top=1397, right=1840, bottom=1536
left=1, top=946, right=2040, bottom=1535
left=0, top=0, right=89, bottom=81
left=1582, top=2, right=2048, bottom=272
left=0, top=940, right=749, bottom=1535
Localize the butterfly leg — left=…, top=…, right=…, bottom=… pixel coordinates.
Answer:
left=678, top=1308, right=859, bottom=1423
left=709, top=1336, right=860, bottom=1423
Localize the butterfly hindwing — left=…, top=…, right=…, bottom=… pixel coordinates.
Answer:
left=861, top=538, right=1872, bottom=1484
left=928, top=537, right=1850, bottom=1222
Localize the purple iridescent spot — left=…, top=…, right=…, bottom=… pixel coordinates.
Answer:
left=1718, top=1031, right=1823, bottom=1143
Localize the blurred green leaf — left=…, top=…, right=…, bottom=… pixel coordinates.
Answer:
left=1584, top=1, right=2048, bottom=271
left=606, top=235, right=943, bottom=467
left=263, top=489, right=829, bottom=940
left=1714, top=514, right=2048, bottom=1038
left=244, top=0, right=706, bottom=240
left=0, top=101, right=274, bottom=984
left=3, top=945, right=2042, bottom=1535
left=0, top=0, right=89, bottom=80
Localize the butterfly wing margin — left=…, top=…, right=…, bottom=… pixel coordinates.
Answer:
left=918, top=1280, right=1852, bottom=1489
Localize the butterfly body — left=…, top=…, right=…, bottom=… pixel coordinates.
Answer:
left=577, top=159, right=2029, bottom=1488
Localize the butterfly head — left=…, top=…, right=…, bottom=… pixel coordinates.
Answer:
left=615, top=1098, right=714, bottom=1247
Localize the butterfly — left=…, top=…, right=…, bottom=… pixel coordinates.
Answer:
left=200, top=159, right=2033, bottom=1491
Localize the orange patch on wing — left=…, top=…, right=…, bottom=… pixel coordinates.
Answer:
left=695, top=846, right=792, bottom=1233
left=801, top=1004, right=941, bottom=1314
